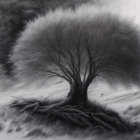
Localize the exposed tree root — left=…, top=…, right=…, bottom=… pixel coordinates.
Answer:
left=10, top=98, right=138, bottom=133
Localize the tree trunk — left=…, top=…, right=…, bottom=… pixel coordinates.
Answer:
left=67, top=82, right=89, bottom=106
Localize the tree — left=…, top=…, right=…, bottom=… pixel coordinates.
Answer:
left=11, top=7, right=140, bottom=133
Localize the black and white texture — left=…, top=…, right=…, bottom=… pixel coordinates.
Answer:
left=0, top=0, right=92, bottom=75
left=0, top=0, right=140, bottom=140
left=10, top=6, right=140, bottom=86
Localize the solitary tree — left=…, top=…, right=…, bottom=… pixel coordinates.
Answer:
left=11, top=7, right=140, bottom=132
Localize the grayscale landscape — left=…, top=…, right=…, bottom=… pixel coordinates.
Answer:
left=0, top=0, right=140, bottom=139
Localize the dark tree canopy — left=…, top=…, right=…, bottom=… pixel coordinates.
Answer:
left=11, top=7, right=140, bottom=87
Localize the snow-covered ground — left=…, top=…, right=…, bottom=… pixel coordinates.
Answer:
left=1, top=0, right=140, bottom=139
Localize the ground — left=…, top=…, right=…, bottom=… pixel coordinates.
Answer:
left=0, top=73, right=140, bottom=139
